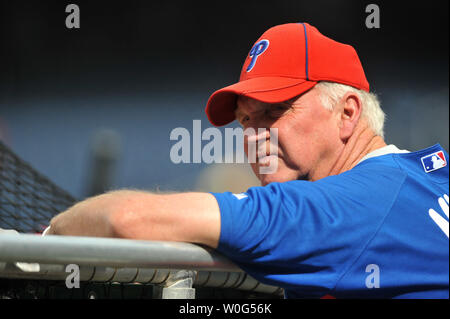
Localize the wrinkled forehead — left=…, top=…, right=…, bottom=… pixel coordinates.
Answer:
left=235, top=96, right=268, bottom=117
left=235, top=92, right=307, bottom=117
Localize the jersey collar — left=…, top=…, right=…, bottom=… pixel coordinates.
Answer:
left=357, top=144, right=410, bottom=165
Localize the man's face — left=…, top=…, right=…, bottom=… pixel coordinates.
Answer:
left=235, top=87, right=343, bottom=185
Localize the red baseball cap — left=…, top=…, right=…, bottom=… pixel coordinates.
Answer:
left=205, top=23, right=369, bottom=126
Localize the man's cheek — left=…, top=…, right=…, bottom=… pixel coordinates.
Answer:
left=250, top=162, right=260, bottom=179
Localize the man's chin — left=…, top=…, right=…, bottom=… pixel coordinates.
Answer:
left=258, top=173, right=295, bottom=186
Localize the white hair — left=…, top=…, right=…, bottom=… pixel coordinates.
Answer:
left=315, top=81, right=385, bottom=138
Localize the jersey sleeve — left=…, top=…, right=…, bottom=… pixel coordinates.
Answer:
left=211, top=166, right=406, bottom=296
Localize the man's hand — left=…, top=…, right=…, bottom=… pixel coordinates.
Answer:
left=47, top=192, right=120, bottom=238
left=47, top=190, right=221, bottom=248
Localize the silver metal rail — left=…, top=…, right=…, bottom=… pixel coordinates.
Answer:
left=0, top=234, right=283, bottom=298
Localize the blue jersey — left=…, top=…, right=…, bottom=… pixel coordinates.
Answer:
left=212, top=144, right=449, bottom=298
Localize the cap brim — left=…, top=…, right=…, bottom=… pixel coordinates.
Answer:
left=205, top=77, right=318, bottom=126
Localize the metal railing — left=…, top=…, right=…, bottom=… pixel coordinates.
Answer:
left=0, top=233, right=283, bottom=299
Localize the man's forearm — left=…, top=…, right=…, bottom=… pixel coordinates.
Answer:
left=47, top=190, right=221, bottom=248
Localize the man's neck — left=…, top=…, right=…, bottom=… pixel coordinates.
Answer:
left=326, top=121, right=387, bottom=178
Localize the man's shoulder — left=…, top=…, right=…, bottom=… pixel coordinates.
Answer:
left=350, top=143, right=448, bottom=184
left=314, top=155, right=407, bottom=192
left=306, top=144, right=447, bottom=200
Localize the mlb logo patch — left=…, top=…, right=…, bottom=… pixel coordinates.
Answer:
left=421, top=151, right=447, bottom=173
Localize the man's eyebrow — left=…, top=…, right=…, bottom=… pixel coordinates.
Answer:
left=273, top=101, right=291, bottom=107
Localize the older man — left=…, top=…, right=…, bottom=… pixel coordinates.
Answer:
left=47, top=23, right=449, bottom=298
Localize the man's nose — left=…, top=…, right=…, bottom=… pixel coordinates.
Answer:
left=244, top=126, right=271, bottom=145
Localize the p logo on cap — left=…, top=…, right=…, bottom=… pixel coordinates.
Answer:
left=246, top=40, right=269, bottom=72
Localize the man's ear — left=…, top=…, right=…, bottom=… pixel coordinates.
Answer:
left=338, top=92, right=362, bottom=142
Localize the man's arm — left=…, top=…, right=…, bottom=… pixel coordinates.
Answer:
left=46, top=190, right=221, bottom=249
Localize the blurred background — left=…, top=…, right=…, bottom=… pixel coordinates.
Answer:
left=0, top=0, right=448, bottom=199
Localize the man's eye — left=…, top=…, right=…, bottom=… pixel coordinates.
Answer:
left=240, top=115, right=250, bottom=125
